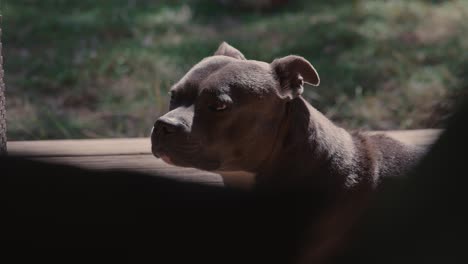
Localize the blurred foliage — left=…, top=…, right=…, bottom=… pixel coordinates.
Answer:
left=1, top=0, right=468, bottom=139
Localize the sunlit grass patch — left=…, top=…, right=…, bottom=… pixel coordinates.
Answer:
left=3, top=0, right=468, bottom=139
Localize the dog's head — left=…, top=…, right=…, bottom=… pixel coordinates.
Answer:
left=151, top=42, right=319, bottom=173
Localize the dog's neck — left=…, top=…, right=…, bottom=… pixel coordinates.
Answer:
left=256, top=97, right=366, bottom=193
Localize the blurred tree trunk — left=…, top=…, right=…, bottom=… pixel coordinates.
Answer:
left=0, top=15, right=7, bottom=154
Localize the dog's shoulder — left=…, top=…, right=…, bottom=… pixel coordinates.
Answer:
left=351, top=131, right=426, bottom=181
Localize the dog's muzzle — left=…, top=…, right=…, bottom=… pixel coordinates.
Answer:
left=151, top=117, right=185, bottom=157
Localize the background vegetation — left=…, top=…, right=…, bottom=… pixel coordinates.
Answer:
left=2, top=0, right=468, bottom=140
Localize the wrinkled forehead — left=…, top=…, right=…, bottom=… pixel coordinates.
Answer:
left=171, top=56, right=273, bottom=96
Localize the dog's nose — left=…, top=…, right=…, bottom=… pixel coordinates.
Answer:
left=158, top=121, right=176, bottom=134
left=153, top=117, right=183, bottom=136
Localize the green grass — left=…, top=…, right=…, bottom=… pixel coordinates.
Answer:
left=2, top=0, right=468, bottom=140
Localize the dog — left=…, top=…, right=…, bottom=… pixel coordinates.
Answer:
left=150, top=42, right=426, bottom=261
left=151, top=41, right=424, bottom=189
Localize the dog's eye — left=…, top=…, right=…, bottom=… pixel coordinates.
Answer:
left=209, top=102, right=228, bottom=112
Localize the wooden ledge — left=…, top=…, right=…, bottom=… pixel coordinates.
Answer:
left=7, top=129, right=442, bottom=186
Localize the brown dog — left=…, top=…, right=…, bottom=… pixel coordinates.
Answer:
left=151, top=42, right=423, bottom=189
left=150, top=42, right=425, bottom=262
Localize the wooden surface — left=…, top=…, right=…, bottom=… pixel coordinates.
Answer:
left=8, top=129, right=442, bottom=186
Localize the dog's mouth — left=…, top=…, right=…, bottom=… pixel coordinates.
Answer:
left=152, top=144, right=220, bottom=171
left=151, top=146, right=172, bottom=165
left=151, top=126, right=221, bottom=170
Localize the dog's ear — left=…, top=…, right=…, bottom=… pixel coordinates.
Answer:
left=271, top=55, right=320, bottom=99
left=214, top=42, right=246, bottom=60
